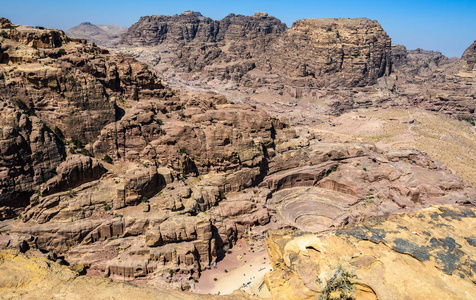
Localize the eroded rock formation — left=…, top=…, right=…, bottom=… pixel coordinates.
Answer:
left=0, top=17, right=475, bottom=299
left=119, top=12, right=391, bottom=89
left=265, top=204, right=476, bottom=299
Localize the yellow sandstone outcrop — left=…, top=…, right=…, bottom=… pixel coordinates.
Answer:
left=265, top=204, right=476, bottom=299
left=0, top=250, right=257, bottom=300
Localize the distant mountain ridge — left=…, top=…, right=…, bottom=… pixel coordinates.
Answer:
left=66, top=22, right=127, bottom=46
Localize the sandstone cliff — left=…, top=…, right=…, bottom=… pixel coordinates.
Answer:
left=461, top=40, right=476, bottom=72
left=119, top=12, right=391, bottom=89
left=1, top=17, right=475, bottom=299
left=391, top=42, right=476, bottom=120
left=112, top=12, right=475, bottom=121
left=0, top=19, right=171, bottom=220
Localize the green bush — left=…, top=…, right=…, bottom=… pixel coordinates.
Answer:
left=53, top=126, right=65, bottom=140
left=71, top=138, right=83, bottom=149
left=102, top=155, right=113, bottom=164
left=80, top=148, right=92, bottom=157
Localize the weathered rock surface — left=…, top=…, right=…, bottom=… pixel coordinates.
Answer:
left=119, top=12, right=391, bottom=89
left=461, top=40, right=476, bottom=72
left=0, top=19, right=172, bottom=219
left=265, top=204, right=476, bottom=299
left=0, top=21, right=170, bottom=143
left=111, top=12, right=475, bottom=121
left=0, top=250, right=257, bottom=299
left=42, top=154, right=107, bottom=196
left=0, top=99, right=65, bottom=220
left=391, top=44, right=454, bottom=77
left=391, top=42, right=476, bottom=120
left=1, top=17, right=476, bottom=299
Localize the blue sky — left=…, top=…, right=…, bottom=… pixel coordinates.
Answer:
left=2, top=0, right=475, bottom=57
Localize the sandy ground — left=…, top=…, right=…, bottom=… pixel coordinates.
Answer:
left=308, top=108, right=476, bottom=187
left=191, top=239, right=272, bottom=297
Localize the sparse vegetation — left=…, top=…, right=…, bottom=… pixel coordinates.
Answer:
left=67, top=188, right=77, bottom=198
left=102, top=155, right=113, bottom=164
left=53, top=126, right=65, bottom=141
left=141, top=196, right=149, bottom=203
left=71, top=138, right=83, bottom=149
left=14, top=100, right=36, bottom=116
left=326, top=165, right=338, bottom=177
left=103, top=205, right=111, bottom=211
left=80, top=148, right=92, bottom=157
left=317, top=266, right=357, bottom=300
left=219, top=190, right=226, bottom=199
left=179, top=147, right=187, bottom=154
left=460, top=117, right=475, bottom=126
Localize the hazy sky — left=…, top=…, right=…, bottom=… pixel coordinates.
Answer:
left=3, top=0, right=475, bottom=57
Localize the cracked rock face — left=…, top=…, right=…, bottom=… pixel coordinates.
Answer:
left=266, top=204, right=476, bottom=299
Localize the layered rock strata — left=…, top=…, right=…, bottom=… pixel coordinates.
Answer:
left=120, top=11, right=391, bottom=89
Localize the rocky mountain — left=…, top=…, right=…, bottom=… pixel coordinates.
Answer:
left=461, top=40, right=476, bottom=71
left=119, top=11, right=391, bottom=90
left=391, top=44, right=455, bottom=77
left=390, top=42, right=476, bottom=119
left=66, top=22, right=127, bottom=46
left=1, top=16, right=476, bottom=299
left=112, top=12, right=475, bottom=121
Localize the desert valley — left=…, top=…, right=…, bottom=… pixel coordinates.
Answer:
left=0, top=10, right=475, bottom=299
